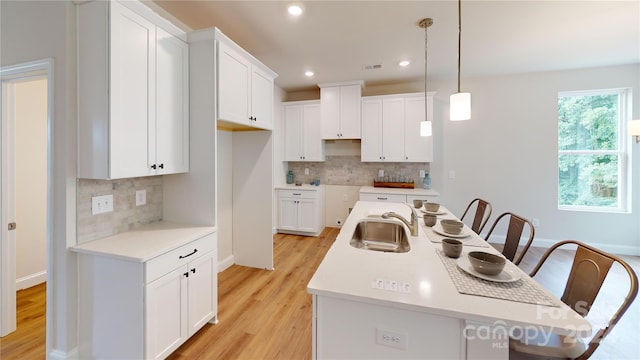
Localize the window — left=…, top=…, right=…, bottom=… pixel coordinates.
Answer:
left=558, top=88, right=630, bottom=212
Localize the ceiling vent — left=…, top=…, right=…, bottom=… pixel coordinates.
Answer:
left=363, top=64, right=383, bottom=71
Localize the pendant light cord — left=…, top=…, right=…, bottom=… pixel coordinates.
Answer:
left=456, top=0, right=462, bottom=93
left=419, top=18, right=433, bottom=123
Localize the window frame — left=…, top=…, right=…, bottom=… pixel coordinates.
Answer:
left=557, top=87, right=631, bottom=213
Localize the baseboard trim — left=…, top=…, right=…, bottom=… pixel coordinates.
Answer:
left=487, top=236, right=640, bottom=256
left=16, top=270, right=46, bottom=291
left=218, top=255, right=234, bottom=272
left=48, top=347, right=78, bottom=360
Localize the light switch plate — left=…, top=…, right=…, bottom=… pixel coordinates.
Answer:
left=92, top=194, right=114, bottom=215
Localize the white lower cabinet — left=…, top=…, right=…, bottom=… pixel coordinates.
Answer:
left=146, top=250, right=216, bottom=359
left=76, top=231, right=217, bottom=359
left=277, top=187, right=324, bottom=236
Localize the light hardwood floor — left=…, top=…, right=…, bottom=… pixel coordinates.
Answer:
left=1, top=229, right=638, bottom=359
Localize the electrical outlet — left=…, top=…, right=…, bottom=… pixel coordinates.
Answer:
left=304, top=168, right=309, bottom=175
left=532, top=218, right=540, bottom=227
left=448, top=170, right=456, bottom=179
left=92, top=194, right=114, bottom=215
left=336, top=218, right=343, bottom=226
left=342, top=193, right=348, bottom=202
left=378, top=169, right=384, bottom=178
left=419, top=170, right=426, bottom=178
left=135, top=190, right=146, bottom=206
left=375, top=328, right=408, bottom=350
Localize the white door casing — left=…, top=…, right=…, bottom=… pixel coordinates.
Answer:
left=0, top=58, right=53, bottom=337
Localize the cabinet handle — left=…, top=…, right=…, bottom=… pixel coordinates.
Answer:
left=292, top=193, right=301, bottom=196
left=151, top=164, right=157, bottom=169
left=191, top=268, right=196, bottom=274
left=179, top=248, right=198, bottom=259
left=159, top=163, right=164, bottom=169
left=183, top=272, right=189, bottom=278
left=405, top=156, right=408, bottom=160
left=377, top=197, right=388, bottom=200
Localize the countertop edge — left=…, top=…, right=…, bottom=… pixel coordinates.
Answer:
left=70, top=221, right=217, bottom=262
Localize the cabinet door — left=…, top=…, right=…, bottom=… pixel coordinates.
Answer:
left=361, top=99, right=383, bottom=162
left=339, top=85, right=362, bottom=139
left=303, top=104, right=324, bottom=161
left=284, top=105, right=304, bottom=161
left=250, top=66, right=274, bottom=130
left=404, top=96, right=433, bottom=162
left=278, top=197, right=299, bottom=230
left=320, top=86, right=341, bottom=139
left=155, top=27, right=189, bottom=174
left=187, top=252, right=216, bottom=337
left=109, top=1, right=156, bottom=178
left=218, top=42, right=250, bottom=125
left=297, top=198, right=317, bottom=233
left=145, top=265, right=188, bottom=360
left=381, top=97, right=405, bottom=162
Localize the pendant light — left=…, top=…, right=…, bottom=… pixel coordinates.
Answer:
left=450, top=0, right=471, bottom=121
left=419, top=18, right=433, bottom=137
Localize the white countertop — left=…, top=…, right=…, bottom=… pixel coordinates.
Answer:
left=275, top=184, right=324, bottom=191
left=359, top=185, right=439, bottom=197
left=307, top=201, right=591, bottom=337
left=70, top=221, right=216, bottom=262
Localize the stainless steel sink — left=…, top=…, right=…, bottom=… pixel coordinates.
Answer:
left=349, top=220, right=410, bottom=253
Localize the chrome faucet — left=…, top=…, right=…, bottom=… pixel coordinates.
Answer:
left=382, top=203, right=419, bottom=236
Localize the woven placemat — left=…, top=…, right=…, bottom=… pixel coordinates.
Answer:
left=436, top=249, right=559, bottom=307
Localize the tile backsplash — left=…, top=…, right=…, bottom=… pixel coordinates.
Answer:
left=287, top=156, right=430, bottom=186
left=77, top=176, right=163, bottom=243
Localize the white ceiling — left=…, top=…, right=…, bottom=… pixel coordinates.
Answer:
left=152, top=1, right=640, bottom=92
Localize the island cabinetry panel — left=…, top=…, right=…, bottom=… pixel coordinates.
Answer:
left=277, top=187, right=324, bottom=236
left=77, top=0, right=188, bottom=179
left=361, top=93, right=434, bottom=163
left=76, top=231, right=217, bottom=360
left=313, top=295, right=463, bottom=359
left=283, top=101, right=325, bottom=161
left=218, top=40, right=276, bottom=130
left=320, top=81, right=364, bottom=139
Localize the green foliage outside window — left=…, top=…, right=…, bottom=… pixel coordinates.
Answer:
left=558, top=93, right=620, bottom=207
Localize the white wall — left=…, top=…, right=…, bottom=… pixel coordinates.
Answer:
left=432, top=64, right=640, bottom=255
left=1, top=0, right=78, bottom=356
left=14, top=78, right=47, bottom=289
left=217, top=130, right=233, bottom=269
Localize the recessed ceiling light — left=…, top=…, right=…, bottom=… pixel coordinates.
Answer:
left=305, top=70, right=314, bottom=77
left=288, top=4, right=303, bottom=16
left=399, top=60, right=411, bottom=67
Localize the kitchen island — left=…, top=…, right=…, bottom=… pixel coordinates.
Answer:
left=307, top=201, right=591, bottom=359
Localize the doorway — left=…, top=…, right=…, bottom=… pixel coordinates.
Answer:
left=0, top=59, right=52, bottom=337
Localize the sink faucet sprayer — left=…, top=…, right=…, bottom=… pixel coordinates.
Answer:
left=382, top=203, right=419, bottom=236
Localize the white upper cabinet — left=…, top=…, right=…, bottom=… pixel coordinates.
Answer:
left=217, top=39, right=276, bottom=130
left=361, top=93, right=434, bottom=163
left=77, top=0, right=189, bottom=179
left=404, top=94, right=433, bottom=162
left=283, top=101, right=325, bottom=162
left=320, top=81, right=363, bottom=139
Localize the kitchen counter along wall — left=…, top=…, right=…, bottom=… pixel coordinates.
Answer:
left=287, top=155, right=430, bottom=186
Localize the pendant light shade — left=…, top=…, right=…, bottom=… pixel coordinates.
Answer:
left=419, top=18, right=433, bottom=137
left=450, top=92, right=471, bottom=121
left=450, top=0, right=471, bottom=121
left=420, top=120, right=433, bottom=136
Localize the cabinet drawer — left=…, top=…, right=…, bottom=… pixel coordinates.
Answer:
left=406, top=195, right=439, bottom=203
left=145, top=233, right=216, bottom=283
left=359, top=193, right=406, bottom=203
left=279, top=189, right=318, bottom=199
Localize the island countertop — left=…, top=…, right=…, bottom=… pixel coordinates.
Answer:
left=307, top=201, right=591, bottom=337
